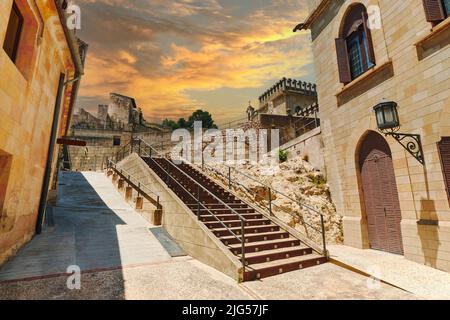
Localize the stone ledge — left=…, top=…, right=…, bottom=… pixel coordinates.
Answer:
left=336, top=60, right=394, bottom=107
left=415, top=18, right=450, bottom=61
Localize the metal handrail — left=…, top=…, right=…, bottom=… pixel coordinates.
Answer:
left=115, top=140, right=133, bottom=163
left=135, top=139, right=248, bottom=270
left=200, top=160, right=327, bottom=255
left=107, top=159, right=162, bottom=209
left=204, top=161, right=323, bottom=214
left=138, top=140, right=248, bottom=222
left=281, top=118, right=320, bottom=152
left=144, top=157, right=244, bottom=239
left=107, top=159, right=161, bottom=199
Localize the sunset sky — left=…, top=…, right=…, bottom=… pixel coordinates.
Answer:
left=75, top=0, right=314, bottom=125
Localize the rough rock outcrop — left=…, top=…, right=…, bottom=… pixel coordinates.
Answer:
left=203, top=157, right=343, bottom=245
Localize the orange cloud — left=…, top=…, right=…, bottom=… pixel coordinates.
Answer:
left=76, top=0, right=312, bottom=123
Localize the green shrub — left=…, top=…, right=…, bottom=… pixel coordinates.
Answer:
left=307, top=173, right=327, bottom=188
left=278, top=149, right=288, bottom=163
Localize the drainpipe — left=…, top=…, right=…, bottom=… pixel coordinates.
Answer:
left=35, top=1, right=86, bottom=233
left=54, top=0, right=87, bottom=136
left=30, top=0, right=44, bottom=41
left=36, top=74, right=66, bottom=234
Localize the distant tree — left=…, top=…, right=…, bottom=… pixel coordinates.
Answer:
left=187, top=109, right=218, bottom=129
left=162, top=118, right=179, bottom=130
left=177, top=117, right=188, bottom=129
left=162, top=110, right=218, bottom=130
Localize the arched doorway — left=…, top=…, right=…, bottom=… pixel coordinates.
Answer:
left=358, top=131, right=404, bottom=255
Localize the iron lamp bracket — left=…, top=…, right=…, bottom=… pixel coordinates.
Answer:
left=383, top=131, right=425, bottom=165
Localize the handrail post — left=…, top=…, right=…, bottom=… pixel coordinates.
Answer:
left=228, top=166, right=231, bottom=189
left=268, top=187, right=273, bottom=216
left=157, top=196, right=160, bottom=210
left=241, top=220, right=246, bottom=272
left=138, top=139, right=141, bottom=156
left=320, top=214, right=327, bottom=256
left=197, top=185, right=201, bottom=220
left=138, top=182, right=141, bottom=198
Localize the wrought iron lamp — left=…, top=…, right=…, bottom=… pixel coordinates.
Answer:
left=374, top=101, right=425, bottom=165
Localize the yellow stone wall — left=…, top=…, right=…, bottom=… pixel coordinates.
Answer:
left=0, top=0, right=77, bottom=264
left=308, top=0, right=450, bottom=271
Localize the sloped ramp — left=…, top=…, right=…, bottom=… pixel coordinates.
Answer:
left=150, top=227, right=187, bottom=257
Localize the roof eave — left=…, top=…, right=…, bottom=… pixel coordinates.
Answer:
left=54, top=0, right=84, bottom=76
left=293, top=0, right=333, bottom=32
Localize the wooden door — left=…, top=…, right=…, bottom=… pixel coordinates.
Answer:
left=359, top=132, right=404, bottom=255
left=438, top=137, right=450, bottom=204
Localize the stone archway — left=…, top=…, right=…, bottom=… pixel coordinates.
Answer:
left=357, top=131, right=404, bottom=255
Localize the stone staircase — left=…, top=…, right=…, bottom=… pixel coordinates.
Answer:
left=143, top=157, right=327, bottom=281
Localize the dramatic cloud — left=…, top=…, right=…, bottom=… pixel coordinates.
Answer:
left=76, top=0, right=313, bottom=124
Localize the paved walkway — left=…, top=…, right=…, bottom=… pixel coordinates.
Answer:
left=0, top=172, right=252, bottom=299
left=0, top=172, right=171, bottom=281
left=0, top=258, right=413, bottom=300
left=0, top=172, right=415, bottom=300
left=329, top=245, right=450, bottom=300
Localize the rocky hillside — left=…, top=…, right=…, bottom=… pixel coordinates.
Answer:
left=202, top=157, right=343, bottom=245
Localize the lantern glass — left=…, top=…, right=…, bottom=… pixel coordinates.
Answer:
left=384, top=106, right=395, bottom=122
left=376, top=108, right=384, bottom=125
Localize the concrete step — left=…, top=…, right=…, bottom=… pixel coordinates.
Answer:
left=143, top=157, right=327, bottom=282
left=200, top=213, right=263, bottom=222
left=244, top=254, right=327, bottom=281
left=239, top=246, right=313, bottom=265
left=228, top=238, right=301, bottom=255
left=211, top=224, right=279, bottom=237
left=220, top=231, right=290, bottom=245
left=194, top=208, right=255, bottom=214
left=204, top=219, right=271, bottom=229
left=187, top=203, right=249, bottom=209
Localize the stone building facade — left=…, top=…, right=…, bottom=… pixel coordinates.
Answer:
left=258, top=77, right=318, bottom=116
left=68, top=93, right=173, bottom=171
left=66, top=128, right=173, bottom=171
left=0, top=0, right=86, bottom=264
left=253, top=78, right=320, bottom=145
left=299, top=0, right=450, bottom=271
left=72, top=93, right=143, bottom=131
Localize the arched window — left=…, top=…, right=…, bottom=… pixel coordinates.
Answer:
left=423, top=0, right=450, bottom=23
left=335, top=4, right=375, bottom=84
